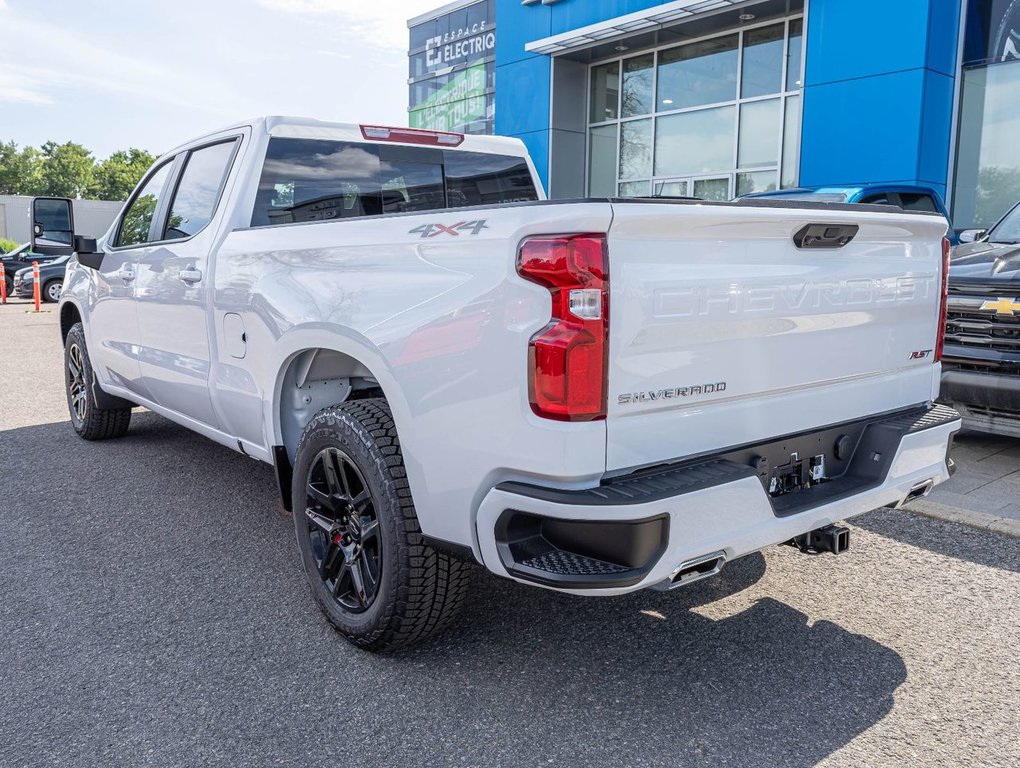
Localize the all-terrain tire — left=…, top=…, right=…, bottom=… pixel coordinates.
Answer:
left=64, top=322, right=132, bottom=440
left=292, top=399, right=470, bottom=651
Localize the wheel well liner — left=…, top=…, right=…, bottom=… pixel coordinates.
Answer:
left=277, top=347, right=386, bottom=465
left=60, top=303, right=82, bottom=342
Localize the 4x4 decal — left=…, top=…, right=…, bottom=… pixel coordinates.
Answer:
left=409, top=220, right=488, bottom=238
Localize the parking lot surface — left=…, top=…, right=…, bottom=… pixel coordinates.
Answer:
left=2, top=297, right=1019, bottom=767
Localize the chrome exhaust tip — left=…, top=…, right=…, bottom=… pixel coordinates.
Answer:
left=653, top=550, right=726, bottom=591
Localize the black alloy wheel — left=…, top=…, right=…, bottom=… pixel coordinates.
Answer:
left=63, top=321, right=132, bottom=440
left=292, top=400, right=471, bottom=650
left=67, top=340, right=89, bottom=424
left=303, top=447, right=382, bottom=612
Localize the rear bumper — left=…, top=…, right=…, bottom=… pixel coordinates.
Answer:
left=940, top=368, right=1020, bottom=437
left=475, top=404, right=960, bottom=595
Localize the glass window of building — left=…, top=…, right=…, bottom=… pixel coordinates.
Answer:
left=741, top=24, right=785, bottom=98
left=657, top=35, right=738, bottom=111
left=588, top=16, right=804, bottom=200
left=590, top=61, right=620, bottom=122
left=622, top=54, right=654, bottom=118
left=589, top=124, right=618, bottom=196
left=953, top=60, right=1020, bottom=229
left=951, top=0, right=1020, bottom=229
left=407, top=0, right=496, bottom=135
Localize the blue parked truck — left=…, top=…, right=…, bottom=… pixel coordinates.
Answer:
left=741, top=185, right=957, bottom=243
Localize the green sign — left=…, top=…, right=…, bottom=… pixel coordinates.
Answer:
left=409, top=61, right=486, bottom=133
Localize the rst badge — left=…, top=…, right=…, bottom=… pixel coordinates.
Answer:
left=409, top=220, right=488, bottom=239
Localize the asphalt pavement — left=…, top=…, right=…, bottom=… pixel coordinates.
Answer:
left=1, top=297, right=1019, bottom=768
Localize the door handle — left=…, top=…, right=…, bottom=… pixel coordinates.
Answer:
left=116, top=266, right=135, bottom=282
left=179, top=267, right=203, bottom=284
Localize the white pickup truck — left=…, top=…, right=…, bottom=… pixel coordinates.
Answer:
left=36, top=116, right=960, bottom=650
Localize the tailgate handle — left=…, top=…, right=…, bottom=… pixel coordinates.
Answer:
left=793, top=224, right=859, bottom=249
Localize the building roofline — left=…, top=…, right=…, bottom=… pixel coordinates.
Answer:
left=408, top=0, right=485, bottom=28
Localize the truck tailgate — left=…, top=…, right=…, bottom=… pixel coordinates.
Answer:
left=605, top=201, right=947, bottom=472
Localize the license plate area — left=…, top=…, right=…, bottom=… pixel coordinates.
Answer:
left=719, top=410, right=914, bottom=517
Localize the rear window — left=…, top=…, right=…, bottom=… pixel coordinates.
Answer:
left=898, top=193, right=939, bottom=213
left=251, top=138, right=537, bottom=227
left=444, top=151, right=538, bottom=207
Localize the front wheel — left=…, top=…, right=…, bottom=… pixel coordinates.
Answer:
left=292, top=399, right=470, bottom=651
left=43, top=279, right=62, bottom=303
left=64, top=322, right=132, bottom=440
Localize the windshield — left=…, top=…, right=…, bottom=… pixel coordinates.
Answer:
left=988, top=203, right=1020, bottom=243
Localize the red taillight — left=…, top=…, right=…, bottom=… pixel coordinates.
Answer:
left=517, top=234, right=608, bottom=421
left=935, top=236, right=950, bottom=363
left=360, top=124, right=464, bottom=146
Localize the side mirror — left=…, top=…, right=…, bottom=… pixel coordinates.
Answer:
left=73, top=235, right=104, bottom=271
left=30, top=197, right=75, bottom=255
left=958, top=229, right=987, bottom=244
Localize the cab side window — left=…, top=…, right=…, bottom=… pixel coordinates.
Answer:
left=115, top=161, right=174, bottom=248
left=445, top=150, right=538, bottom=207
left=163, top=140, right=238, bottom=241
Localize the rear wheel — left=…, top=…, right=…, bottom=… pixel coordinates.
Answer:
left=292, top=399, right=470, bottom=651
left=43, top=279, right=62, bottom=303
left=2, top=276, right=11, bottom=297
left=64, top=322, right=132, bottom=440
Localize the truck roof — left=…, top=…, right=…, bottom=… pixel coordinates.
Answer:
left=163, top=115, right=529, bottom=159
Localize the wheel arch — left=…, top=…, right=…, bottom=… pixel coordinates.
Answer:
left=59, top=300, right=83, bottom=343
left=269, top=329, right=412, bottom=511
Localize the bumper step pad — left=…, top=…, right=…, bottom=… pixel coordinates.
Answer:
left=517, top=550, right=630, bottom=577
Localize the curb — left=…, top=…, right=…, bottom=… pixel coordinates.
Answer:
left=905, top=498, right=1020, bottom=538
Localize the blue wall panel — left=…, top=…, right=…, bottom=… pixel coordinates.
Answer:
left=806, top=0, right=932, bottom=85
left=496, top=1, right=551, bottom=66
left=800, top=70, right=925, bottom=186
left=492, top=0, right=963, bottom=200
left=918, top=69, right=956, bottom=194
left=494, top=56, right=552, bottom=136
left=801, top=0, right=962, bottom=195
left=548, top=0, right=674, bottom=34
left=515, top=130, right=551, bottom=192
left=926, top=0, right=964, bottom=76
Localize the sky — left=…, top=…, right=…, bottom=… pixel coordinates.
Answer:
left=0, top=0, right=444, bottom=159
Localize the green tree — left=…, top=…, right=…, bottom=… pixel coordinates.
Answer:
left=38, top=140, right=95, bottom=198
left=92, top=148, right=157, bottom=200
left=0, top=141, right=44, bottom=196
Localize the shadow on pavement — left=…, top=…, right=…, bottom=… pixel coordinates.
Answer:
left=0, top=413, right=907, bottom=767
left=853, top=507, right=1020, bottom=574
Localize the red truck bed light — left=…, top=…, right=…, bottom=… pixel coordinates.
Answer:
left=360, top=125, right=464, bottom=146
left=517, top=234, right=608, bottom=421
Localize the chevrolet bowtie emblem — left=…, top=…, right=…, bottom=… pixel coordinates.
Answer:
left=980, top=297, right=1020, bottom=315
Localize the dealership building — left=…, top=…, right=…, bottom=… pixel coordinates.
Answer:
left=409, top=0, right=1020, bottom=229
